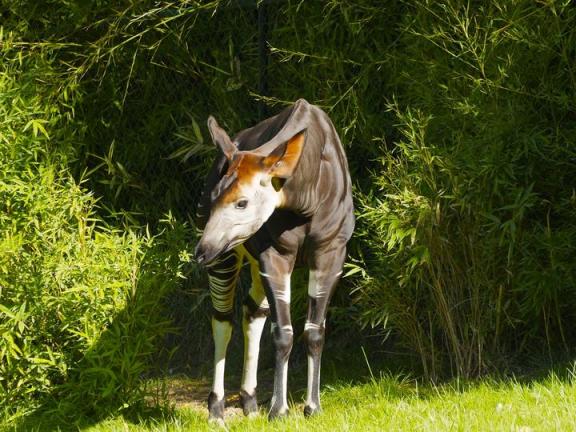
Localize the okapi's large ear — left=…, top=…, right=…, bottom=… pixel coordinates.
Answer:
left=207, top=115, right=236, bottom=160
left=263, top=130, right=306, bottom=179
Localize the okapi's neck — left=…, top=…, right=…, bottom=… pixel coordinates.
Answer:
left=277, top=131, right=323, bottom=218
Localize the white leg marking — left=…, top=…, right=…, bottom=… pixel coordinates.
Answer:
left=284, top=274, right=291, bottom=303
left=272, top=273, right=291, bottom=304
left=260, top=272, right=291, bottom=304
left=272, top=324, right=292, bottom=414
left=212, top=319, right=232, bottom=399
left=305, top=320, right=322, bottom=410
left=304, top=322, right=321, bottom=331
left=261, top=296, right=270, bottom=309
left=241, top=261, right=269, bottom=396
left=280, top=357, right=289, bottom=410
left=308, top=270, right=322, bottom=298
left=270, top=357, right=290, bottom=414
left=305, top=354, right=320, bottom=410
left=241, top=308, right=267, bottom=395
left=308, top=270, right=342, bottom=298
left=262, top=270, right=292, bottom=415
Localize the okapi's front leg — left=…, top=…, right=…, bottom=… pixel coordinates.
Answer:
left=304, top=246, right=347, bottom=417
left=240, top=258, right=270, bottom=416
left=207, top=249, right=242, bottom=425
left=259, top=250, right=296, bottom=419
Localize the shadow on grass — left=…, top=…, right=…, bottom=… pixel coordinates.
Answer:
left=6, top=229, right=207, bottom=432
left=8, top=310, right=172, bottom=431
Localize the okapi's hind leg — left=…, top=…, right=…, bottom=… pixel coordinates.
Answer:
left=207, top=248, right=243, bottom=425
left=303, top=246, right=347, bottom=417
left=239, top=254, right=270, bottom=416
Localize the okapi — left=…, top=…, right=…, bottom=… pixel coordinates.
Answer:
left=194, top=99, right=354, bottom=423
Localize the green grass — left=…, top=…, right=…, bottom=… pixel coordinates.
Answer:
left=8, top=368, right=576, bottom=431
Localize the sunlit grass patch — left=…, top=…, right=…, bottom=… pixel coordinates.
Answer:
left=53, top=370, right=576, bottom=432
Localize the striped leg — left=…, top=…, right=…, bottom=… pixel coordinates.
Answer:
left=207, top=248, right=243, bottom=424
left=240, top=258, right=269, bottom=416
left=259, top=251, right=295, bottom=420
left=303, top=247, right=346, bottom=417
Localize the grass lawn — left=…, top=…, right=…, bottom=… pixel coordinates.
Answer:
left=8, top=366, right=576, bottom=431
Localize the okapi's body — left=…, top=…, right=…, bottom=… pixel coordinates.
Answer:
left=195, top=99, right=354, bottom=423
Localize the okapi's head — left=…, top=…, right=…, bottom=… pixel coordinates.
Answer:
left=194, top=116, right=306, bottom=265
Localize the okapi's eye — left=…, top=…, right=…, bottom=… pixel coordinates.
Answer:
left=235, top=199, right=248, bottom=209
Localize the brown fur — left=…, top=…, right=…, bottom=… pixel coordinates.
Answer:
left=213, top=131, right=305, bottom=206
left=265, top=132, right=306, bottom=178
left=215, top=152, right=261, bottom=205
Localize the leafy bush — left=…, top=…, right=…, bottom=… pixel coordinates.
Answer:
left=354, top=1, right=576, bottom=377
left=0, top=29, right=193, bottom=419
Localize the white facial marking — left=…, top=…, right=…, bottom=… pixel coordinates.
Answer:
left=226, top=173, right=281, bottom=238
left=201, top=171, right=284, bottom=258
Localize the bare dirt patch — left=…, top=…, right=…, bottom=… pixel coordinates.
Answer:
left=160, top=374, right=278, bottom=418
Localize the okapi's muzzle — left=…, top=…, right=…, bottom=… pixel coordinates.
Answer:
left=194, top=238, right=226, bottom=266
left=193, top=241, right=209, bottom=265
left=194, top=210, right=247, bottom=266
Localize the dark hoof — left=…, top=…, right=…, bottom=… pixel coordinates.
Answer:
left=239, top=389, right=259, bottom=417
left=268, top=404, right=289, bottom=420
left=208, top=391, right=225, bottom=422
left=304, top=405, right=322, bottom=417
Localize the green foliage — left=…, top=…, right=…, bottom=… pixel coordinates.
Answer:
left=0, top=26, right=194, bottom=419
left=354, top=0, right=576, bottom=377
